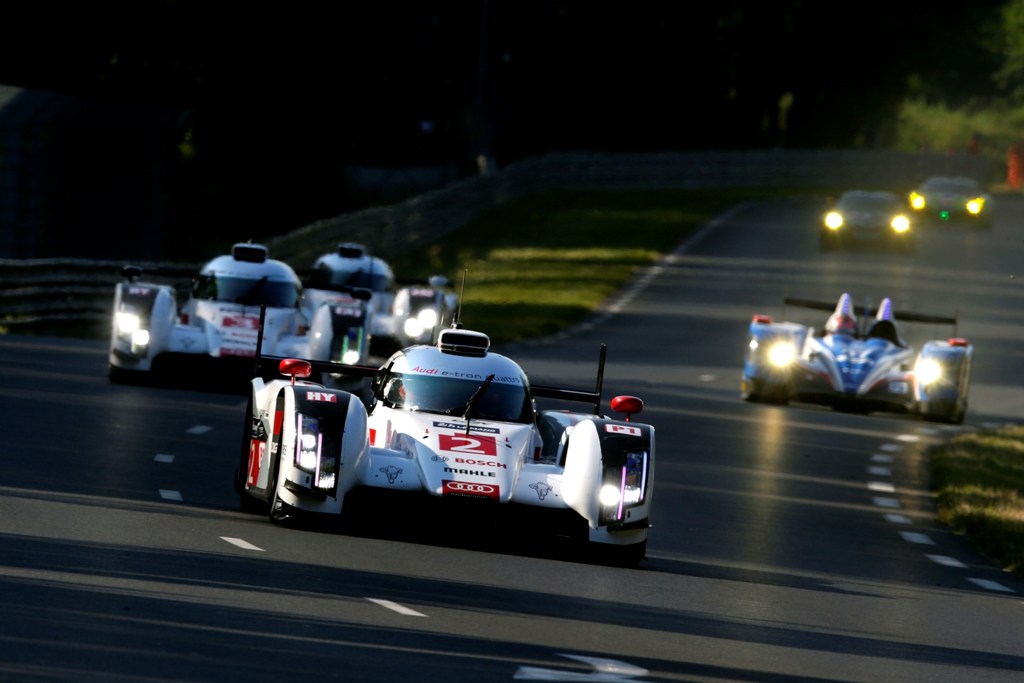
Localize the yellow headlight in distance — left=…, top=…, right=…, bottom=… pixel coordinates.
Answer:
left=915, top=358, right=943, bottom=386
left=824, top=211, right=843, bottom=230
left=909, top=193, right=925, bottom=210
left=966, top=198, right=984, bottom=215
left=768, top=342, right=796, bottom=367
left=890, top=215, right=910, bottom=233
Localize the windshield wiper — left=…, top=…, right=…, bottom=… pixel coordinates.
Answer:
left=461, top=374, right=495, bottom=434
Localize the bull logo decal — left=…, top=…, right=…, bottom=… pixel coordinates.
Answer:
left=529, top=482, right=552, bottom=500
left=380, top=465, right=403, bottom=484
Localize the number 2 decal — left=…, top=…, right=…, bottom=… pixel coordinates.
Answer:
left=438, top=433, right=497, bottom=456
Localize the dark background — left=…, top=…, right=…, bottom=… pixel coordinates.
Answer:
left=0, top=0, right=1008, bottom=260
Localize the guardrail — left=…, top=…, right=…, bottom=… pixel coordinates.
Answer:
left=0, top=259, right=196, bottom=336
left=0, top=149, right=991, bottom=337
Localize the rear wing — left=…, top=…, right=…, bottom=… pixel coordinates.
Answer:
left=783, top=296, right=959, bottom=335
left=252, top=305, right=608, bottom=415
left=530, top=343, right=606, bottom=415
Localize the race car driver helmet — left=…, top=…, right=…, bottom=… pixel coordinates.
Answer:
left=825, top=312, right=858, bottom=336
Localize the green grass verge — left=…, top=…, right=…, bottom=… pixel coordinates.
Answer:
left=930, top=426, right=1024, bottom=575
left=390, top=188, right=788, bottom=342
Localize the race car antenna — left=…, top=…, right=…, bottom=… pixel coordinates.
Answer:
left=453, top=268, right=468, bottom=329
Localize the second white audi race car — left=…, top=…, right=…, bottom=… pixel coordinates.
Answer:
left=236, top=311, right=656, bottom=566
left=109, top=242, right=313, bottom=383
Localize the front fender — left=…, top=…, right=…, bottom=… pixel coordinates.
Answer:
left=561, top=418, right=655, bottom=535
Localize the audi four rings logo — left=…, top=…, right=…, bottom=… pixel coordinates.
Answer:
left=444, top=481, right=496, bottom=494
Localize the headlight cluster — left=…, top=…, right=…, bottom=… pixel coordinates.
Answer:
left=403, top=307, right=439, bottom=339
left=295, top=414, right=337, bottom=493
left=600, top=451, right=649, bottom=523
left=115, top=311, right=150, bottom=350
left=767, top=342, right=796, bottom=367
left=909, top=192, right=926, bottom=210
left=915, top=358, right=944, bottom=386
left=890, top=215, right=911, bottom=233
left=824, top=211, right=843, bottom=230
left=966, top=198, right=985, bottom=215
left=337, top=329, right=364, bottom=365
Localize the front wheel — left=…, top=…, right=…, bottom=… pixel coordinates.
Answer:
left=594, top=540, right=647, bottom=568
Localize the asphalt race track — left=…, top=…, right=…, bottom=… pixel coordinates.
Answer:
left=2, top=194, right=1024, bottom=682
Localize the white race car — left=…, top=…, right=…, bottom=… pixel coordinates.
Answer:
left=236, top=318, right=656, bottom=566
left=109, top=243, right=313, bottom=383
left=305, top=243, right=397, bottom=355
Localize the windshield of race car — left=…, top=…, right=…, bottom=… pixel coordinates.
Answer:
left=309, top=265, right=392, bottom=293
left=192, top=274, right=300, bottom=308
left=378, top=371, right=534, bottom=423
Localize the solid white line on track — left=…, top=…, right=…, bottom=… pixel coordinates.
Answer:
left=158, top=489, right=182, bottom=501
left=220, top=537, right=265, bottom=552
left=366, top=598, right=428, bottom=617
left=154, top=454, right=175, bottom=463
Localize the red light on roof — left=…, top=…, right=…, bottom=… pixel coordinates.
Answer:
left=752, top=314, right=773, bottom=324
left=279, top=358, right=312, bottom=385
left=610, top=395, right=644, bottom=421
left=949, top=337, right=969, bottom=347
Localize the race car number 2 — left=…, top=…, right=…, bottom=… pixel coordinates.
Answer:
left=438, top=433, right=497, bottom=456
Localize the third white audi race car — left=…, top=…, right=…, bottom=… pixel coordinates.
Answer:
left=236, top=313, right=656, bottom=566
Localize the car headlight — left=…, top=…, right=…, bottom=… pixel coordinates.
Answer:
left=294, top=413, right=337, bottom=493
left=116, top=311, right=140, bottom=335
left=915, top=358, right=943, bottom=386
left=116, top=311, right=150, bottom=349
left=909, top=193, right=925, bottom=210
left=600, top=451, right=649, bottom=523
left=416, top=308, right=438, bottom=328
left=403, top=317, right=425, bottom=338
left=966, top=198, right=984, bottom=215
left=768, top=342, right=796, bottom=367
left=824, top=211, right=843, bottom=230
left=890, top=215, right=910, bottom=233
left=341, top=349, right=361, bottom=365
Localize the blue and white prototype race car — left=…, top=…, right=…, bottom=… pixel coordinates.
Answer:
left=236, top=310, right=656, bottom=566
left=109, top=243, right=312, bottom=383
left=742, top=293, right=972, bottom=424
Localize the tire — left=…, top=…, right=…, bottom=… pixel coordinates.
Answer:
left=108, top=364, right=144, bottom=385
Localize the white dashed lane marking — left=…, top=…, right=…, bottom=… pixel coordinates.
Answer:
left=873, top=497, right=901, bottom=508
left=221, top=537, right=265, bottom=552
left=868, top=466, right=891, bottom=477
left=154, top=454, right=175, bottom=463
left=885, top=514, right=912, bottom=525
left=868, top=481, right=896, bottom=493
left=879, top=443, right=903, bottom=452
left=927, top=555, right=967, bottom=568
left=898, top=531, right=935, bottom=545
left=187, top=425, right=212, bottom=434
left=367, top=598, right=428, bottom=617
left=871, top=454, right=894, bottom=463
left=895, top=434, right=920, bottom=443
left=967, top=578, right=1015, bottom=593
left=159, top=489, right=182, bottom=501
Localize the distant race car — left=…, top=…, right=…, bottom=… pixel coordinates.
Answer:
left=741, top=293, right=972, bottom=424
left=305, top=243, right=397, bottom=355
left=108, top=242, right=313, bottom=383
left=391, top=274, right=459, bottom=347
left=908, top=176, right=993, bottom=228
left=821, top=190, right=916, bottom=252
left=235, top=312, right=656, bottom=566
